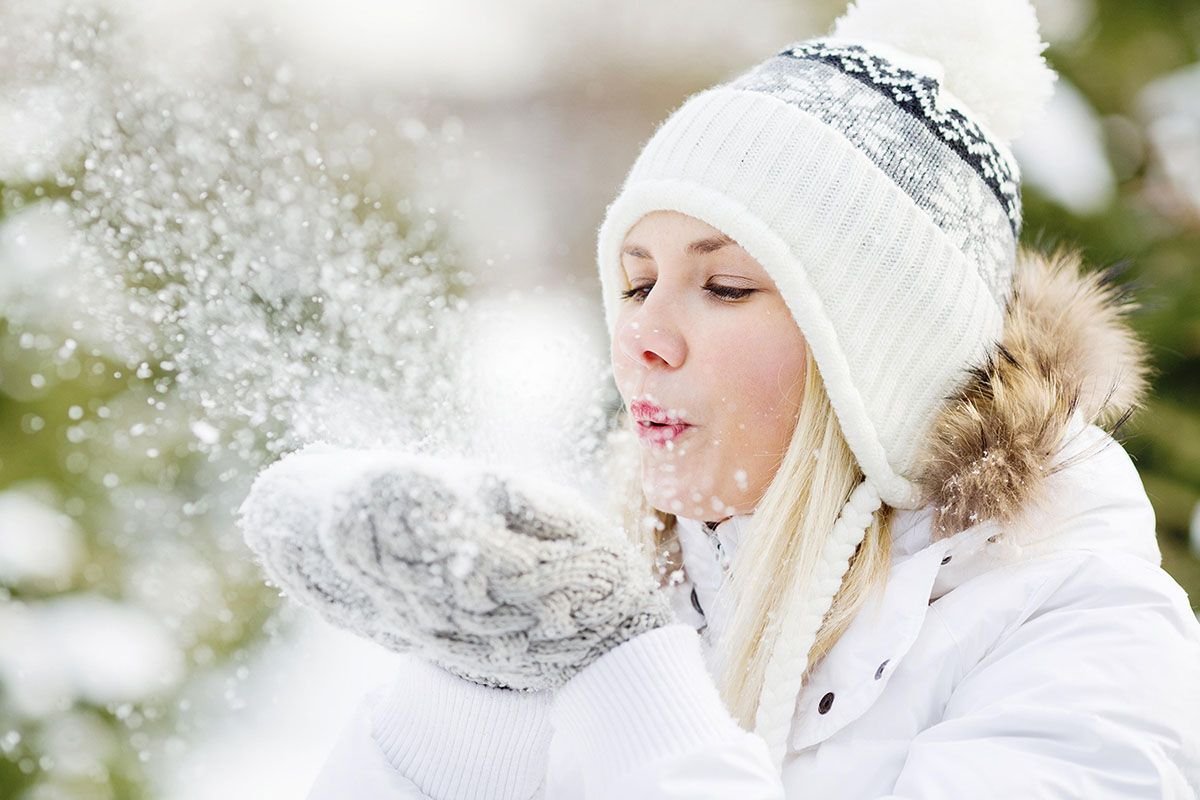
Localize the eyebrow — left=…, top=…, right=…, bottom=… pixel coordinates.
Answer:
left=621, top=233, right=735, bottom=259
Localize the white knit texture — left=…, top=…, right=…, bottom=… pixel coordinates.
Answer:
left=553, top=623, right=759, bottom=775
left=597, top=86, right=1005, bottom=508
left=370, top=655, right=554, bottom=800
left=753, top=479, right=882, bottom=769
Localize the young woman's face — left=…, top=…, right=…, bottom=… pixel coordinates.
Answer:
left=611, top=210, right=808, bottom=521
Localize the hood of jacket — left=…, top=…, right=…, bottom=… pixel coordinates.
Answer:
left=913, top=243, right=1154, bottom=543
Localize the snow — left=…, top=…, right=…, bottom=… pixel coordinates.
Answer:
left=458, top=288, right=614, bottom=501
left=0, top=7, right=475, bottom=462
left=189, top=420, right=221, bottom=446
left=0, top=204, right=74, bottom=296
left=1012, top=76, right=1115, bottom=216
left=447, top=540, right=480, bottom=579
left=0, top=485, right=85, bottom=591
left=0, top=594, right=185, bottom=719
left=28, top=709, right=119, bottom=788
left=1139, top=61, right=1200, bottom=216
left=0, top=85, right=88, bottom=183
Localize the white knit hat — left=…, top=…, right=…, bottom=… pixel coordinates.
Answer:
left=595, top=0, right=1056, bottom=767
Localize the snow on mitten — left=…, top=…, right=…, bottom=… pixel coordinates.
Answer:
left=319, top=452, right=677, bottom=692
left=236, top=442, right=416, bottom=652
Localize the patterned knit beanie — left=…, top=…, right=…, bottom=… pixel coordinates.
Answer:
left=595, top=0, right=1057, bottom=767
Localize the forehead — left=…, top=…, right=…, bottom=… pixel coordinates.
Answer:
left=620, top=213, right=758, bottom=271
left=619, top=211, right=774, bottom=282
left=622, top=209, right=728, bottom=244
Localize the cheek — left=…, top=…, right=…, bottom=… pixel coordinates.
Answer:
left=707, top=319, right=806, bottom=497
left=718, top=325, right=806, bottom=425
left=661, top=325, right=805, bottom=516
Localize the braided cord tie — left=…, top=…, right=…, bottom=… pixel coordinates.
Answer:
left=754, top=479, right=882, bottom=770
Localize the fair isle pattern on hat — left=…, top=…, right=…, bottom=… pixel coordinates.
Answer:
left=726, top=41, right=1019, bottom=308
left=783, top=41, right=1021, bottom=233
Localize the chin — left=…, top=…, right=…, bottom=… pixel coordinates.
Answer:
left=641, top=465, right=727, bottom=515
left=641, top=489, right=678, bottom=516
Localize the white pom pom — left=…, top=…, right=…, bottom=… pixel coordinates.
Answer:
left=831, top=0, right=1057, bottom=143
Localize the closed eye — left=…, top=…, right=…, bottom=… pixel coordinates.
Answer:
left=706, top=284, right=755, bottom=301
left=619, top=282, right=756, bottom=303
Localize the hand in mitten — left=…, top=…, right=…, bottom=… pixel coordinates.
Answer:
left=237, top=443, right=676, bottom=692
left=236, top=442, right=417, bottom=653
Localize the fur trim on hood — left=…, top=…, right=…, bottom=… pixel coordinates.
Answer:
left=915, top=245, right=1154, bottom=539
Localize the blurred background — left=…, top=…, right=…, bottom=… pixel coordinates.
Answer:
left=0, top=0, right=1197, bottom=797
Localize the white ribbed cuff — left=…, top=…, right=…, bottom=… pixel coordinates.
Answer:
left=370, top=656, right=553, bottom=800
left=552, top=623, right=744, bottom=774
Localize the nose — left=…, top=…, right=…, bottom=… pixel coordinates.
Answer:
left=615, top=301, right=686, bottom=369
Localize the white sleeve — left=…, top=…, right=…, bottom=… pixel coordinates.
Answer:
left=552, top=623, right=786, bottom=799
left=306, top=682, right=432, bottom=800
left=307, top=654, right=554, bottom=800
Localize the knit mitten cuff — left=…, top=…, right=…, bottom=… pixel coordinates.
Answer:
left=552, top=623, right=744, bottom=775
left=370, top=655, right=553, bottom=800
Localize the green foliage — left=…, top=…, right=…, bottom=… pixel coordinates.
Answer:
left=1019, top=6, right=1200, bottom=606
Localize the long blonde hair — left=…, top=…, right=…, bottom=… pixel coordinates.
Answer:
left=604, top=346, right=893, bottom=728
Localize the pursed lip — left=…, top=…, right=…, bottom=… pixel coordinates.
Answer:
left=629, top=399, right=695, bottom=447
left=629, top=399, right=692, bottom=426
left=634, top=420, right=693, bottom=446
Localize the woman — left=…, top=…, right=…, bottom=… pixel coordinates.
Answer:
left=238, top=0, right=1200, bottom=797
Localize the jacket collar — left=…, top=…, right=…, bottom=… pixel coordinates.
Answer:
left=675, top=405, right=1160, bottom=616
left=897, top=409, right=1161, bottom=600
left=675, top=514, right=753, bottom=572
left=672, top=409, right=1162, bottom=751
left=797, top=412, right=1160, bottom=750
left=674, top=514, right=754, bottom=647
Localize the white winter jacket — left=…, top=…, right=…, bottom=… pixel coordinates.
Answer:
left=305, top=411, right=1200, bottom=799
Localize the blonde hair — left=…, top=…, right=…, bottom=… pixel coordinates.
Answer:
left=603, top=346, right=893, bottom=729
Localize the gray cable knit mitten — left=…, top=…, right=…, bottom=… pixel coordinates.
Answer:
left=237, top=443, right=676, bottom=692
left=237, top=442, right=416, bottom=652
